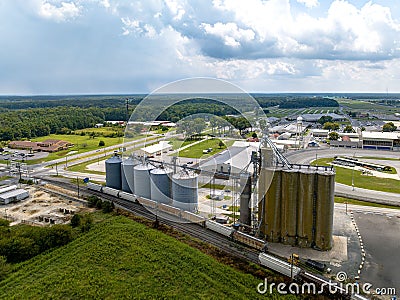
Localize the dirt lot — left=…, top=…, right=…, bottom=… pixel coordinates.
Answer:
left=1, top=186, right=91, bottom=226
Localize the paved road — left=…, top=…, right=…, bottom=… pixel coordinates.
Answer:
left=286, top=148, right=400, bottom=205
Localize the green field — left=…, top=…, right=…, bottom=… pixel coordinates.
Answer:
left=312, top=158, right=400, bottom=194
left=168, top=137, right=198, bottom=150
left=177, top=139, right=234, bottom=158
left=266, top=107, right=338, bottom=118
left=0, top=215, right=293, bottom=299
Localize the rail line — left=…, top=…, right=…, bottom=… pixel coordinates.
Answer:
left=38, top=176, right=260, bottom=264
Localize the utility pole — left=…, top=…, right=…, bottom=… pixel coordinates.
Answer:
left=55, top=161, right=58, bottom=176
left=77, top=176, right=80, bottom=198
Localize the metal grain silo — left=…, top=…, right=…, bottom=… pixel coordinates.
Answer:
left=239, top=173, right=252, bottom=226
left=315, top=169, right=335, bottom=250
left=133, top=164, right=154, bottom=199
left=121, top=157, right=137, bottom=194
left=171, top=172, right=198, bottom=212
left=297, top=170, right=316, bottom=248
left=258, top=167, right=282, bottom=242
left=105, top=154, right=122, bottom=190
left=281, top=169, right=298, bottom=245
left=150, top=168, right=173, bottom=204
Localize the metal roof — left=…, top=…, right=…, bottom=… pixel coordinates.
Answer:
left=362, top=131, right=400, bottom=140
left=0, top=189, right=29, bottom=199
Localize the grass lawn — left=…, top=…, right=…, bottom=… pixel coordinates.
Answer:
left=168, top=137, right=198, bottom=150
left=0, top=175, right=11, bottom=181
left=74, top=126, right=124, bottom=135
left=177, top=139, right=234, bottom=158
left=11, top=133, right=146, bottom=165
left=335, top=196, right=400, bottom=210
left=0, top=215, right=293, bottom=299
left=312, top=158, right=400, bottom=194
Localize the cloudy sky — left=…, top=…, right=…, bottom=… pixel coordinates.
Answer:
left=1, top=0, right=400, bottom=94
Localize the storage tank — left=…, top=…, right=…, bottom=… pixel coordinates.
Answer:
left=239, top=173, right=252, bottom=226
left=105, top=154, right=122, bottom=190
left=171, top=172, right=198, bottom=212
left=121, top=157, right=137, bottom=193
left=258, top=167, right=282, bottom=242
left=150, top=168, right=173, bottom=204
left=133, top=164, right=154, bottom=199
left=297, top=170, right=315, bottom=248
left=281, top=169, right=298, bottom=245
left=315, top=170, right=335, bottom=250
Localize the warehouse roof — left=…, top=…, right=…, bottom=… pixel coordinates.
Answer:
left=140, top=141, right=172, bottom=155
left=362, top=131, right=400, bottom=140
left=0, top=189, right=29, bottom=200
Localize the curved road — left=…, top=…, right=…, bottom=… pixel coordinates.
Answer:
left=285, top=148, right=400, bottom=205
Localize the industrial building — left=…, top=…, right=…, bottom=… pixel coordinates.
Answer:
left=0, top=185, right=29, bottom=204
left=361, top=131, right=400, bottom=151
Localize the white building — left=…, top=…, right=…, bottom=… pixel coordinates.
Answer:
left=0, top=186, right=29, bottom=205
left=361, top=131, right=400, bottom=151
left=139, top=141, right=172, bottom=156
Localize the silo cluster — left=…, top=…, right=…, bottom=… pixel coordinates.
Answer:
left=105, top=155, right=199, bottom=213
left=258, top=161, right=335, bottom=251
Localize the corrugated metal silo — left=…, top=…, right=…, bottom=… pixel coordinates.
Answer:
left=171, top=172, right=198, bottom=212
left=133, top=164, right=154, bottom=199
left=258, top=167, right=282, bottom=242
left=121, top=157, right=137, bottom=193
left=239, top=173, right=252, bottom=226
left=315, top=170, right=335, bottom=250
left=281, top=169, right=298, bottom=245
left=105, top=154, right=122, bottom=190
left=150, top=168, right=173, bottom=204
left=297, top=170, right=315, bottom=248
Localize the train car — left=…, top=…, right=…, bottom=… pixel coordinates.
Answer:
left=205, top=220, right=234, bottom=237
left=181, top=210, right=206, bottom=227
left=136, top=197, right=157, bottom=209
left=87, top=182, right=103, bottom=192
left=119, top=191, right=137, bottom=203
left=102, top=186, right=120, bottom=198
left=232, top=231, right=267, bottom=251
left=305, top=259, right=326, bottom=272
left=258, top=253, right=301, bottom=278
left=158, top=203, right=181, bottom=218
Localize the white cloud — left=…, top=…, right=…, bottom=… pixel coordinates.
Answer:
left=296, top=0, right=319, bottom=9
left=164, top=0, right=185, bottom=21
left=201, top=22, right=255, bottom=47
left=39, top=1, right=81, bottom=22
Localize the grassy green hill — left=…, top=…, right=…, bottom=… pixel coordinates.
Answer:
left=0, top=215, right=297, bottom=299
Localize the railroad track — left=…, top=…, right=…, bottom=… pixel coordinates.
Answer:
left=38, top=176, right=260, bottom=264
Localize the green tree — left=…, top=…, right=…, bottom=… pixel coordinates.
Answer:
left=323, top=122, right=339, bottom=131
left=70, top=214, right=81, bottom=227
left=251, top=132, right=258, bottom=138
left=218, top=140, right=225, bottom=149
left=318, top=115, right=333, bottom=125
left=343, top=125, right=355, bottom=133
left=383, top=122, right=397, bottom=132
left=98, top=140, right=105, bottom=147
left=329, top=132, right=339, bottom=141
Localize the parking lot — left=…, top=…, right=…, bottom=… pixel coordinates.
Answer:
left=0, top=148, right=49, bottom=162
